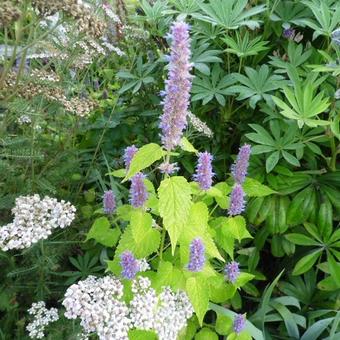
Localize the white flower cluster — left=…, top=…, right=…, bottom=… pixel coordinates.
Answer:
left=17, top=114, right=32, bottom=125
left=62, top=275, right=193, bottom=340
left=62, top=275, right=131, bottom=340
left=0, top=195, right=76, bottom=251
left=130, top=277, right=194, bottom=340
left=187, top=111, right=213, bottom=138
left=26, top=301, right=59, bottom=339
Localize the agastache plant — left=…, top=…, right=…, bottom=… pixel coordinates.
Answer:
left=159, top=21, right=192, bottom=151
left=103, top=190, right=116, bottom=214
left=194, top=151, right=214, bottom=191
left=231, top=144, right=251, bottom=184
left=129, top=173, right=148, bottom=208
left=187, top=238, right=205, bottom=272
left=228, top=184, right=246, bottom=216
left=233, top=314, right=246, bottom=334
left=120, top=251, right=140, bottom=280
left=123, top=145, right=138, bottom=170
left=225, top=261, right=240, bottom=283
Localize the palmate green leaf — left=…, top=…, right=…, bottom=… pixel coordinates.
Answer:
left=292, top=249, right=322, bottom=275
left=186, top=276, right=209, bottom=326
left=86, top=217, right=121, bottom=247
left=327, top=252, right=340, bottom=288
left=285, top=233, right=320, bottom=246
left=158, top=176, right=192, bottom=253
left=195, top=0, right=266, bottom=30
left=266, top=151, right=280, bottom=173
left=272, top=82, right=330, bottom=128
left=124, top=143, right=164, bottom=181
left=228, top=65, right=285, bottom=108
left=222, top=31, right=269, bottom=58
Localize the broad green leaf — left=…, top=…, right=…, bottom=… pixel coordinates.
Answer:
left=180, top=202, right=223, bottom=261
left=195, top=328, right=219, bottom=340
left=235, top=273, right=255, bottom=288
left=186, top=276, right=209, bottom=326
left=215, top=314, right=232, bottom=335
left=209, top=275, right=236, bottom=303
left=221, top=216, right=252, bottom=242
left=86, top=217, right=121, bottom=247
left=180, top=137, right=198, bottom=153
left=266, top=151, right=280, bottom=173
left=110, top=169, right=126, bottom=177
left=214, top=182, right=231, bottom=208
left=300, top=318, right=333, bottom=340
left=158, top=176, right=192, bottom=253
left=153, top=261, right=174, bottom=291
left=130, top=210, right=153, bottom=244
left=128, top=329, right=157, bottom=340
left=243, top=178, right=276, bottom=197
left=293, top=250, right=322, bottom=275
left=124, top=143, right=164, bottom=181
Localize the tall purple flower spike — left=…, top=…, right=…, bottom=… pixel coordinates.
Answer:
left=194, top=151, right=214, bottom=191
left=123, top=145, right=138, bottom=170
left=187, top=238, right=205, bottom=272
left=159, top=21, right=193, bottom=151
left=129, top=173, right=148, bottom=208
left=224, top=261, right=240, bottom=283
left=233, top=314, right=246, bottom=334
left=103, top=190, right=116, bottom=214
left=120, top=250, right=139, bottom=280
left=228, top=184, right=246, bottom=216
left=231, top=144, right=251, bottom=184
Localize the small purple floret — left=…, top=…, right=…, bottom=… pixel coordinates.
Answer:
left=159, top=21, right=193, bottom=151
left=120, top=250, right=139, bottom=280
left=233, top=314, right=246, bottom=334
left=103, top=190, right=116, bottom=214
left=228, top=184, right=246, bottom=216
left=225, top=261, right=240, bottom=283
left=123, top=145, right=138, bottom=170
left=129, top=173, right=148, bottom=208
left=187, top=238, right=205, bottom=272
left=193, top=151, right=214, bottom=191
left=283, top=28, right=295, bottom=39
left=231, top=144, right=251, bottom=184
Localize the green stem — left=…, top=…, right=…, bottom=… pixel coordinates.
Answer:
left=159, top=228, right=166, bottom=260
left=330, top=136, right=338, bottom=171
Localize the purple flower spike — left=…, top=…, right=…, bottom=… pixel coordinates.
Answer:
left=187, top=238, right=205, bottom=272
left=120, top=251, right=139, bottom=280
left=283, top=28, right=295, bottom=39
left=159, top=21, right=193, bottom=151
left=123, top=145, right=138, bottom=170
left=194, top=151, right=214, bottom=191
left=224, top=261, right=240, bottom=283
left=129, top=173, right=148, bottom=208
left=231, top=144, right=251, bottom=184
left=228, top=184, right=246, bottom=216
left=233, top=314, right=246, bottom=334
left=103, top=190, right=116, bottom=214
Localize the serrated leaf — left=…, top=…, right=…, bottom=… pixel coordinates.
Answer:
left=130, top=210, right=153, bottom=244
left=124, top=143, right=164, bottom=181
left=180, top=137, right=198, bottom=153
left=86, top=217, right=120, bottom=247
left=158, top=176, right=192, bottom=253
left=221, top=216, right=252, bottom=242
left=243, top=178, right=276, bottom=197
left=186, top=276, right=209, bottom=326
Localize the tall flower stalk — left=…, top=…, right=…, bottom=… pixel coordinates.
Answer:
left=159, top=21, right=193, bottom=151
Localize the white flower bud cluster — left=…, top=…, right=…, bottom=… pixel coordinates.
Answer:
left=130, top=277, right=194, bottom=340
left=26, top=301, right=59, bottom=339
left=62, top=275, right=193, bottom=340
left=137, top=259, right=150, bottom=272
left=0, top=195, right=76, bottom=251
left=17, top=114, right=32, bottom=125
left=62, top=275, right=131, bottom=340
left=187, top=111, right=213, bottom=138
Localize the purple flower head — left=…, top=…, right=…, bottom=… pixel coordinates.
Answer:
left=159, top=21, right=193, bottom=151
left=187, top=238, right=205, bottom=272
left=283, top=28, right=295, bottom=39
left=129, top=173, right=148, bottom=208
left=103, top=190, right=116, bottom=214
left=120, top=250, right=140, bottom=280
left=193, top=151, right=214, bottom=191
left=225, top=261, right=240, bottom=283
left=231, top=144, right=251, bottom=184
left=233, top=314, right=246, bottom=334
left=123, top=145, right=138, bottom=170
left=228, top=184, right=246, bottom=216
